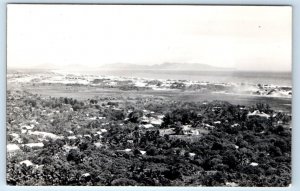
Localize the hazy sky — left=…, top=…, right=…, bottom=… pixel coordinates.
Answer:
left=7, top=5, right=292, bottom=71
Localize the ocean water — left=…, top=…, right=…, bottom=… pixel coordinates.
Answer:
left=80, top=70, right=292, bottom=87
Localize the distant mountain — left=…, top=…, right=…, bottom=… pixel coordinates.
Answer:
left=154, top=63, right=233, bottom=71
left=100, top=62, right=234, bottom=71
left=9, top=62, right=234, bottom=72
left=100, top=63, right=151, bottom=70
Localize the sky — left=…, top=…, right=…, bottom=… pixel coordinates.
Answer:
left=7, top=4, right=292, bottom=71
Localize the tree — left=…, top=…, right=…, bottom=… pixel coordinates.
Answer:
left=72, top=103, right=83, bottom=111
left=67, top=149, right=82, bottom=164
left=110, top=110, right=125, bottom=121
left=223, top=151, right=239, bottom=169
left=128, top=110, right=143, bottom=123
left=173, top=122, right=183, bottom=135
left=146, top=146, right=158, bottom=156
left=110, top=178, right=137, bottom=186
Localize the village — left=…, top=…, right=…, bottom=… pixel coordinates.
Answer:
left=6, top=85, right=292, bottom=186
left=7, top=71, right=292, bottom=98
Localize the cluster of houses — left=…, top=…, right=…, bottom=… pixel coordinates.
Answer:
left=138, top=110, right=164, bottom=129
left=8, top=71, right=292, bottom=99
left=7, top=87, right=290, bottom=185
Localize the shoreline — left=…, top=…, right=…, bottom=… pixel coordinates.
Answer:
left=7, top=70, right=292, bottom=99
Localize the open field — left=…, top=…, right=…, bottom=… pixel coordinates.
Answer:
left=9, top=83, right=291, bottom=112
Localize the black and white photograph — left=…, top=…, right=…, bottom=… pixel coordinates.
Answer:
left=6, top=4, right=292, bottom=186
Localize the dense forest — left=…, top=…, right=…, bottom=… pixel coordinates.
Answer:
left=7, top=90, right=291, bottom=186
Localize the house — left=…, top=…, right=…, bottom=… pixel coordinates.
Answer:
left=157, top=115, right=165, bottom=119
left=9, top=133, right=22, bottom=143
left=94, top=142, right=102, bottom=148
left=127, top=139, right=134, bottom=144
left=19, top=160, right=34, bottom=167
left=100, top=129, right=108, bottom=133
left=23, top=142, right=44, bottom=148
left=141, top=116, right=150, bottom=124
left=226, top=182, right=239, bottom=187
left=189, top=152, right=196, bottom=159
left=63, top=145, right=78, bottom=152
left=231, top=123, right=240, bottom=128
left=7, top=144, right=20, bottom=152
left=21, top=125, right=34, bottom=130
left=182, top=125, right=201, bottom=136
left=203, top=123, right=215, bottom=130
left=247, top=110, right=270, bottom=119
left=150, top=118, right=163, bottom=126
left=28, top=131, right=63, bottom=140
left=67, top=135, right=77, bottom=140
left=182, top=125, right=192, bottom=132
left=250, top=162, right=259, bottom=167
left=140, top=124, right=154, bottom=129
left=190, top=130, right=200, bottom=135
left=82, top=173, right=90, bottom=177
